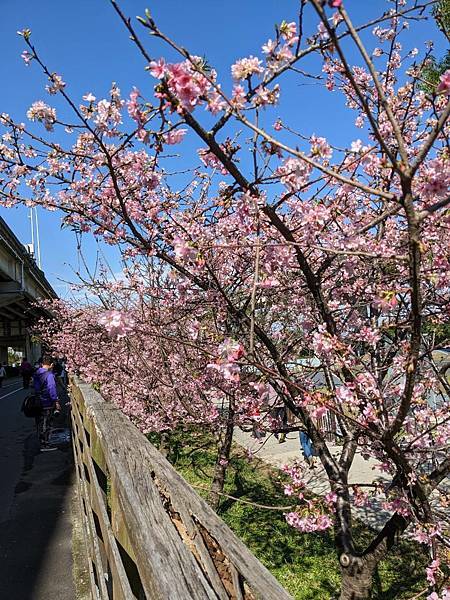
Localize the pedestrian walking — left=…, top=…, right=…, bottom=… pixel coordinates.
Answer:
left=20, top=357, right=33, bottom=389
left=299, top=431, right=316, bottom=468
left=33, top=355, right=61, bottom=452
left=0, top=363, right=6, bottom=388
left=60, top=358, right=68, bottom=387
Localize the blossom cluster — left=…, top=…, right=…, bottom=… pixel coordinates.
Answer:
left=98, top=310, right=135, bottom=339
left=26, top=101, right=57, bottom=131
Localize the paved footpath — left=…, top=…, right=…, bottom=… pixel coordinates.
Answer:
left=234, top=353, right=450, bottom=529
left=0, top=378, right=76, bottom=599
left=234, top=428, right=392, bottom=530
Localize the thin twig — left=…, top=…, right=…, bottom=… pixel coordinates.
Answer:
left=190, top=483, right=296, bottom=511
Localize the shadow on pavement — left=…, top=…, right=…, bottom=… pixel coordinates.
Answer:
left=0, top=386, right=75, bottom=600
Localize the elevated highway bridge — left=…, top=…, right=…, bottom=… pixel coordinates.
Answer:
left=0, top=215, right=56, bottom=364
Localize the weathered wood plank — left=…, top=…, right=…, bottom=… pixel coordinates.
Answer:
left=71, top=378, right=292, bottom=600
left=72, top=385, right=136, bottom=600
left=72, top=406, right=110, bottom=599
left=84, top=394, right=217, bottom=599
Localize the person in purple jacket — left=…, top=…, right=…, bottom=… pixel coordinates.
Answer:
left=33, top=355, right=61, bottom=452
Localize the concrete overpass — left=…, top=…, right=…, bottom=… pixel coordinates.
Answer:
left=0, top=216, right=57, bottom=364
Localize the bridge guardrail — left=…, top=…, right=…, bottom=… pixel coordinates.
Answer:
left=70, top=378, right=292, bottom=600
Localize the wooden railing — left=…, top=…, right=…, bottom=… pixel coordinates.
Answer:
left=70, top=379, right=292, bottom=599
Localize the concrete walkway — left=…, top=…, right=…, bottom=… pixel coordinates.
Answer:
left=234, top=428, right=392, bottom=530
left=0, top=378, right=76, bottom=599
left=233, top=352, right=450, bottom=529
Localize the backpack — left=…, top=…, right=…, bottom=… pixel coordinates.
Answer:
left=21, top=371, right=49, bottom=418
left=21, top=393, right=43, bottom=418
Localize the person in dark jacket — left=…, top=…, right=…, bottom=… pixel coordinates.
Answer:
left=20, top=357, right=33, bottom=389
left=0, top=363, right=6, bottom=388
left=33, top=355, right=61, bottom=451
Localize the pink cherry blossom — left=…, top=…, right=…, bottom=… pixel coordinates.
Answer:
left=426, top=559, right=440, bottom=586
left=231, top=84, right=247, bottom=109
left=198, top=147, right=228, bottom=174
left=207, top=91, right=226, bottom=115
left=26, top=101, right=56, bottom=131
left=219, top=338, right=245, bottom=362
left=98, top=310, right=135, bottom=339
left=273, top=119, right=282, bottom=131
left=437, top=69, right=450, bottom=95
left=163, top=128, right=187, bottom=145
left=279, top=21, right=298, bottom=47
left=46, top=73, right=65, bottom=95
left=173, top=235, right=196, bottom=261
left=262, top=39, right=277, bottom=55
left=21, top=50, right=33, bottom=66
left=231, top=56, right=263, bottom=80
left=149, top=58, right=166, bottom=79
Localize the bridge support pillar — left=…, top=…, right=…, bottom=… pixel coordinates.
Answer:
left=28, top=340, right=42, bottom=365
left=0, top=346, right=8, bottom=365
left=25, top=337, right=32, bottom=362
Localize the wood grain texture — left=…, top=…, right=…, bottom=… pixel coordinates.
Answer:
left=71, top=378, right=292, bottom=600
left=72, top=384, right=135, bottom=599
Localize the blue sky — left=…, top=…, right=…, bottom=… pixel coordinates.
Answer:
left=0, top=0, right=445, bottom=294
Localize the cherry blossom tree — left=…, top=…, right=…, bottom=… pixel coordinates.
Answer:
left=36, top=269, right=253, bottom=510
left=1, top=1, right=450, bottom=597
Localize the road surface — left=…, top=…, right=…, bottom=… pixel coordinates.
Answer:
left=0, top=378, right=76, bottom=599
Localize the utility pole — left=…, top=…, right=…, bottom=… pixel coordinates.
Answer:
left=28, top=207, right=42, bottom=268
left=34, top=208, right=42, bottom=268
left=29, top=207, right=34, bottom=256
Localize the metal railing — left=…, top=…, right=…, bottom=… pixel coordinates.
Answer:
left=70, top=379, right=292, bottom=600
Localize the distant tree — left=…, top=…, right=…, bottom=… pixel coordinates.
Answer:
left=421, top=0, right=450, bottom=92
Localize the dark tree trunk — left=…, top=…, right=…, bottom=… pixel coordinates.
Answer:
left=338, top=513, right=408, bottom=599
left=208, top=397, right=235, bottom=511
left=339, top=557, right=376, bottom=600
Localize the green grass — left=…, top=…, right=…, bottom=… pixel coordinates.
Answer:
left=149, top=429, right=428, bottom=600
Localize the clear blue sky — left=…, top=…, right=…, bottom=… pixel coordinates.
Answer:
left=0, top=0, right=445, bottom=294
